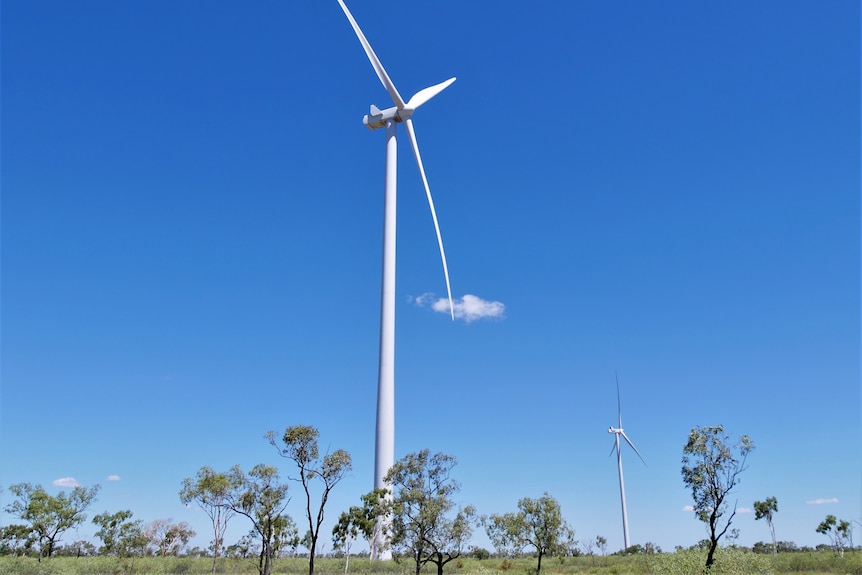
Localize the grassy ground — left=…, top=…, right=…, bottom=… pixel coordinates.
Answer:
left=0, top=550, right=860, bottom=575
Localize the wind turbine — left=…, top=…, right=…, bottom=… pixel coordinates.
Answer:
left=335, top=0, right=456, bottom=559
left=608, top=374, right=646, bottom=550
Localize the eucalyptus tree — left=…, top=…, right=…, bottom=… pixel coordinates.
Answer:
left=143, top=519, right=195, bottom=556
left=816, top=515, right=851, bottom=557
left=753, top=497, right=778, bottom=556
left=5, top=482, right=100, bottom=560
left=180, top=466, right=238, bottom=574
left=92, top=509, right=146, bottom=556
left=267, top=424, right=352, bottom=575
left=596, top=535, right=607, bottom=556
left=224, top=464, right=293, bottom=575
left=332, top=487, right=389, bottom=571
left=681, top=425, right=754, bottom=569
left=485, top=492, right=575, bottom=574
left=385, top=450, right=477, bottom=575
left=0, top=524, right=35, bottom=555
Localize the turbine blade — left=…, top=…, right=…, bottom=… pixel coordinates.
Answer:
left=621, top=431, right=647, bottom=465
left=608, top=440, right=618, bottom=458
left=616, top=372, right=622, bottom=428
left=336, top=0, right=406, bottom=108
left=403, top=117, right=454, bottom=320
left=405, top=78, right=456, bottom=111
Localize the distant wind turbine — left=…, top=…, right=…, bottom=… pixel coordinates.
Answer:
left=608, top=374, right=646, bottom=550
left=336, top=0, right=456, bottom=559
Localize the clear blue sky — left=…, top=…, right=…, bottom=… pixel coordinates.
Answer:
left=2, top=0, right=859, bottom=555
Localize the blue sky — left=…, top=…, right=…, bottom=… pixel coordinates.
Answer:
left=2, top=0, right=859, bottom=555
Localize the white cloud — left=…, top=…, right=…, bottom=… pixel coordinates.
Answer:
left=737, top=507, right=753, bottom=514
left=807, top=498, right=839, bottom=505
left=53, top=477, right=81, bottom=488
left=682, top=505, right=695, bottom=512
left=107, top=475, right=121, bottom=481
left=411, top=293, right=506, bottom=323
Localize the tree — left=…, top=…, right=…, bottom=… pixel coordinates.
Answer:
left=143, top=519, right=195, bottom=557
left=5, top=482, right=100, bottom=560
left=92, top=509, right=146, bottom=556
left=485, top=492, right=575, bottom=574
left=332, top=488, right=389, bottom=572
left=57, top=539, right=97, bottom=557
left=226, top=532, right=259, bottom=559
left=180, top=466, right=238, bottom=574
left=385, top=450, right=477, bottom=575
left=224, top=464, right=293, bottom=575
left=267, top=424, right=352, bottom=575
left=680, top=425, right=753, bottom=569
left=753, top=497, right=778, bottom=556
left=0, top=524, right=36, bottom=556
left=596, top=535, right=607, bottom=556
left=816, top=515, right=851, bottom=557
left=618, top=542, right=661, bottom=555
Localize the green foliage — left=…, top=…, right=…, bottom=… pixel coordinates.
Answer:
left=618, top=543, right=661, bottom=556
left=5, top=483, right=101, bottom=559
left=680, top=425, right=753, bottom=568
left=1, top=552, right=859, bottom=575
left=754, top=497, right=779, bottom=556
left=485, top=492, right=575, bottom=574
left=385, top=450, right=477, bottom=575
left=223, top=464, right=293, bottom=575
left=596, top=536, right=608, bottom=556
left=333, top=487, right=389, bottom=561
left=268, top=425, right=352, bottom=575
left=648, top=547, right=772, bottom=575
left=817, top=515, right=852, bottom=557
left=143, top=519, right=196, bottom=558
left=769, top=549, right=862, bottom=574
left=179, top=466, right=238, bottom=573
left=92, top=509, right=146, bottom=556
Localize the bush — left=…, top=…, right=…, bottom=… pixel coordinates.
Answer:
left=647, top=548, right=772, bottom=575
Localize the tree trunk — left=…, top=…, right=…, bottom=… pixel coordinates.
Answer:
left=536, top=551, right=543, bottom=574
left=259, top=541, right=273, bottom=575
left=769, top=522, right=776, bottom=556
left=706, top=540, right=718, bottom=568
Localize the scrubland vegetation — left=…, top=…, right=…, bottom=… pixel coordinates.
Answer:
left=6, top=425, right=859, bottom=575
left=1, top=550, right=862, bottom=575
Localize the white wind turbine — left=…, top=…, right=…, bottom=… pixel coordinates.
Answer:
left=336, top=0, right=456, bottom=559
left=608, top=374, right=646, bottom=550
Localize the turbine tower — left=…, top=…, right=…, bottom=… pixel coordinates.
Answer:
left=336, top=0, right=456, bottom=559
left=608, top=374, right=646, bottom=550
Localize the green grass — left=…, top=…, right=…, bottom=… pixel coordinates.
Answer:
left=0, top=551, right=859, bottom=575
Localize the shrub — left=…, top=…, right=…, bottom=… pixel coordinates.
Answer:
left=648, top=547, right=773, bottom=575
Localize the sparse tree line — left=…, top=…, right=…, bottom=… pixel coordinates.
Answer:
left=0, top=483, right=196, bottom=560
left=3, top=424, right=858, bottom=575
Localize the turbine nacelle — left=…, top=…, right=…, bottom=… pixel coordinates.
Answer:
left=608, top=426, right=622, bottom=434
left=364, top=104, right=411, bottom=130
left=363, top=77, right=456, bottom=131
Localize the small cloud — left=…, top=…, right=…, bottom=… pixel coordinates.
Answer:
left=107, top=475, right=121, bottom=481
left=53, top=477, right=80, bottom=488
left=807, top=498, right=839, bottom=505
left=737, top=507, right=753, bottom=514
left=411, top=293, right=506, bottom=323
left=682, top=505, right=695, bottom=512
